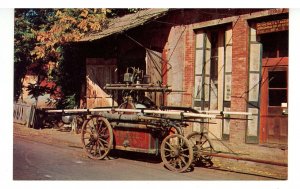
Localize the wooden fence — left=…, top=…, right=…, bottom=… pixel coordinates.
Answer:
left=13, top=103, right=36, bottom=128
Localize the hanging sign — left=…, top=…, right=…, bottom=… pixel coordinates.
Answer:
left=256, top=19, right=288, bottom=35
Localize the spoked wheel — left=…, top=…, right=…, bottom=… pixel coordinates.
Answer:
left=81, top=116, right=113, bottom=160
left=160, top=134, right=193, bottom=173
left=187, top=132, right=214, bottom=167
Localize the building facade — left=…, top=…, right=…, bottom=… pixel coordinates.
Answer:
left=76, top=9, right=288, bottom=148
left=16, top=9, right=287, bottom=150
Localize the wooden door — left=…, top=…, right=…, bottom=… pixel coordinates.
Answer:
left=260, top=58, right=288, bottom=145
left=86, top=58, right=118, bottom=108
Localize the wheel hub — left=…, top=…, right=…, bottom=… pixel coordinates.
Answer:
left=91, top=133, right=99, bottom=141
left=171, top=147, right=180, bottom=157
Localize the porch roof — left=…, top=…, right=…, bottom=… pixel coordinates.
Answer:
left=79, top=9, right=169, bottom=42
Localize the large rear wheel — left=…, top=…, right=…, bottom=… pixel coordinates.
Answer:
left=81, top=116, right=113, bottom=160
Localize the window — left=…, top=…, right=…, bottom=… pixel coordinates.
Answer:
left=259, top=31, right=288, bottom=58
left=210, top=31, right=219, bottom=83
left=194, top=31, right=220, bottom=109
left=194, top=26, right=231, bottom=139
left=268, top=70, right=288, bottom=106
left=208, top=31, right=219, bottom=110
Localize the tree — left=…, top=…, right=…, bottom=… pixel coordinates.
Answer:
left=15, top=8, right=144, bottom=108
left=14, top=9, right=51, bottom=101
left=15, top=9, right=111, bottom=108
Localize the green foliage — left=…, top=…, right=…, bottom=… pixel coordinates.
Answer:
left=14, top=9, right=50, bottom=101
left=60, top=94, right=77, bottom=109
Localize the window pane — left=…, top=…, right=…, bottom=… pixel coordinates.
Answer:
left=195, top=49, right=204, bottom=75
left=194, top=76, right=202, bottom=99
left=262, top=39, right=277, bottom=58
left=269, top=71, right=287, bottom=88
left=260, top=31, right=288, bottom=58
left=194, top=100, right=202, bottom=107
left=278, top=31, right=288, bottom=57
left=269, top=89, right=287, bottom=106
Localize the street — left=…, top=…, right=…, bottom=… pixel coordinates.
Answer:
left=13, top=136, right=274, bottom=180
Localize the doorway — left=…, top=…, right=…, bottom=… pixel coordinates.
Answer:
left=259, top=31, right=288, bottom=145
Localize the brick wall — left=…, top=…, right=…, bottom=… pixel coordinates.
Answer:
left=168, top=13, right=251, bottom=144
left=183, top=25, right=195, bottom=107
left=230, top=17, right=249, bottom=144
left=161, top=9, right=288, bottom=145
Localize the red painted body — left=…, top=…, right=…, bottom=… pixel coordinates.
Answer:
left=113, top=127, right=158, bottom=154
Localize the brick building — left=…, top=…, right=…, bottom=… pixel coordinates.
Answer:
left=74, top=8, right=288, bottom=152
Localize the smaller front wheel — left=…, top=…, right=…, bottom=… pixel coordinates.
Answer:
left=160, top=134, right=193, bottom=173
left=187, top=132, right=214, bottom=166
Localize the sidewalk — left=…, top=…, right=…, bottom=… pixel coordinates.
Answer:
left=208, top=137, right=288, bottom=180
left=13, top=123, right=82, bottom=149
left=13, top=123, right=287, bottom=180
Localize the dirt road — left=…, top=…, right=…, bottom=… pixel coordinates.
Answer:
left=13, top=123, right=287, bottom=180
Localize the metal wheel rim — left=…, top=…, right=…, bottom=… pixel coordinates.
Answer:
left=81, top=116, right=113, bottom=160
left=160, top=134, right=193, bottom=173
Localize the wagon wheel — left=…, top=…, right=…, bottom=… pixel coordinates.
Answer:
left=81, top=116, right=113, bottom=160
left=160, top=134, right=193, bottom=173
left=187, top=132, right=214, bottom=167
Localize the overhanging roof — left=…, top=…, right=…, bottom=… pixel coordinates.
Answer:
left=79, top=9, right=169, bottom=42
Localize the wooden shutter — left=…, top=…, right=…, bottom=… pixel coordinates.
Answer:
left=193, top=31, right=211, bottom=109
left=193, top=31, right=208, bottom=132
left=194, top=31, right=205, bottom=108
left=145, top=50, right=162, bottom=106
left=246, top=27, right=262, bottom=143
left=222, top=26, right=232, bottom=140
left=204, top=33, right=211, bottom=110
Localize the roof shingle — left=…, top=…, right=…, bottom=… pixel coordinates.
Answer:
left=79, top=9, right=169, bottom=42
